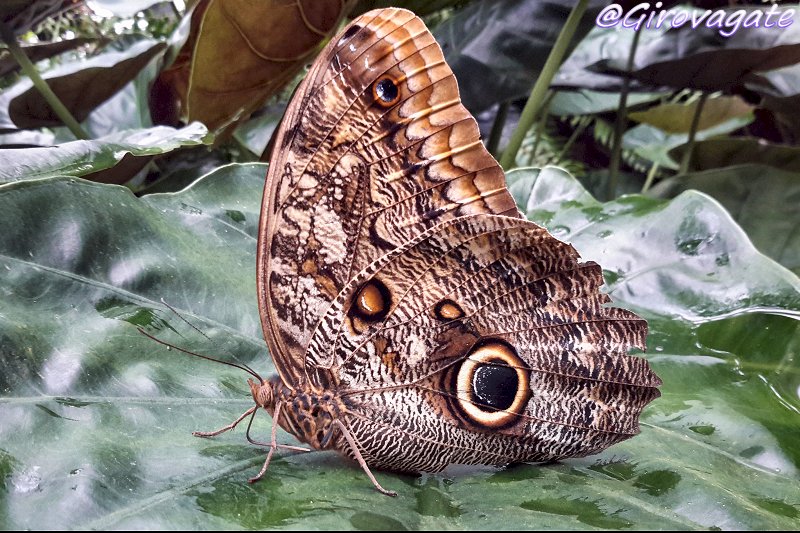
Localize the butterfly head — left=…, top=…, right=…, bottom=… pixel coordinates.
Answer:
left=248, top=377, right=275, bottom=410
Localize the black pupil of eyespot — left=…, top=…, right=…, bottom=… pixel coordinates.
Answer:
left=375, top=78, right=398, bottom=103
left=471, top=359, right=517, bottom=411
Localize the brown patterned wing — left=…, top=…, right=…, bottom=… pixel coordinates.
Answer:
left=305, top=215, right=661, bottom=471
left=258, top=8, right=519, bottom=385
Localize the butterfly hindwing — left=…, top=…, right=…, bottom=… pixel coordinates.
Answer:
left=303, top=215, right=659, bottom=471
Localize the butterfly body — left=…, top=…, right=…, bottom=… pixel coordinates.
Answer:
left=198, top=7, right=660, bottom=494
left=249, top=376, right=343, bottom=452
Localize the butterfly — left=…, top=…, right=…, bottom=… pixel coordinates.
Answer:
left=192, top=7, right=661, bottom=496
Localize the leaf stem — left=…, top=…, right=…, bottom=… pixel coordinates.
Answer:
left=0, top=21, right=89, bottom=140
left=679, top=92, right=708, bottom=175
left=526, top=90, right=555, bottom=166
left=486, top=101, right=510, bottom=157
left=641, top=161, right=659, bottom=193
left=607, top=26, right=642, bottom=200
left=499, top=0, right=590, bottom=169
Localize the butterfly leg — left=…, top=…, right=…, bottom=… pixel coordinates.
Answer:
left=248, top=400, right=286, bottom=483
left=244, top=406, right=310, bottom=453
left=192, top=405, right=257, bottom=438
left=333, top=419, right=397, bottom=497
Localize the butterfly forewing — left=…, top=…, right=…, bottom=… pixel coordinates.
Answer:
left=258, top=8, right=519, bottom=385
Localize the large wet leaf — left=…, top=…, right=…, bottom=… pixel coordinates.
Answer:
left=0, top=165, right=798, bottom=529
left=650, top=164, right=800, bottom=276
left=507, top=167, right=799, bottom=320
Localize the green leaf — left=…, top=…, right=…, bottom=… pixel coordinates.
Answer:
left=1, top=165, right=798, bottom=529
left=549, top=89, right=661, bottom=116
left=555, top=23, right=667, bottom=93
left=628, top=96, right=753, bottom=135
left=508, top=166, right=800, bottom=319
left=0, top=0, right=74, bottom=36
left=76, top=47, right=163, bottom=140
left=0, top=123, right=212, bottom=184
left=669, top=137, right=800, bottom=174
left=559, top=11, right=800, bottom=93
left=650, top=164, right=800, bottom=275
left=621, top=115, right=753, bottom=170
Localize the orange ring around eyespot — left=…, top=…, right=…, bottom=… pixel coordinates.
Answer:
left=455, top=341, right=530, bottom=428
left=372, top=75, right=401, bottom=107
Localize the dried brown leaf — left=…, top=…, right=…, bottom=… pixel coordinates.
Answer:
left=156, top=0, right=353, bottom=135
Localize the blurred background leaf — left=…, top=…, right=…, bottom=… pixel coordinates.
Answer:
left=0, top=0, right=78, bottom=37
left=628, top=96, right=754, bottom=134
left=0, top=36, right=102, bottom=78
left=0, top=122, right=211, bottom=184
left=2, top=39, right=166, bottom=129
left=150, top=0, right=355, bottom=138
left=669, top=137, right=800, bottom=173
left=434, top=0, right=608, bottom=114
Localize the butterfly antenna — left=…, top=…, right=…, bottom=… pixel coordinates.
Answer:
left=137, top=327, right=263, bottom=382
left=158, top=298, right=262, bottom=378
left=160, top=298, right=213, bottom=342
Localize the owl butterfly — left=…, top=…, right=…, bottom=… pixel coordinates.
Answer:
left=195, top=7, right=661, bottom=496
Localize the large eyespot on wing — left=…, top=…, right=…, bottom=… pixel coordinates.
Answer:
left=306, top=214, right=660, bottom=462
left=452, top=339, right=532, bottom=430
left=258, top=8, right=521, bottom=385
